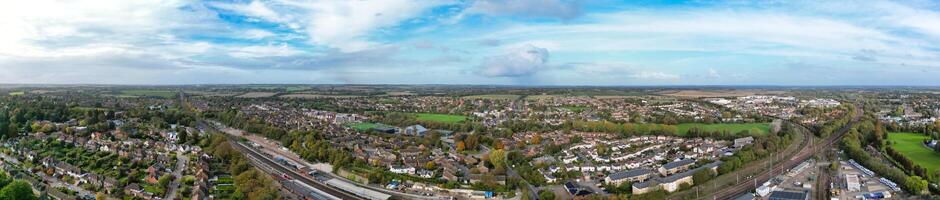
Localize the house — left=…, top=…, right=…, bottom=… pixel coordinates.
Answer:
left=564, top=181, right=593, bottom=196
left=539, top=169, right=558, bottom=183
left=55, top=162, right=83, bottom=179
left=605, top=168, right=653, bottom=185
left=389, top=165, right=416, bottom=175
left=635, top=161, right=722, bottom=194
left=659, top=159, right=695, bottom=176
left=734, top=137, right=754, bottom=148
left=404, top=125, right=428, bottom=136
left=417, top=169, right=434, bottom=178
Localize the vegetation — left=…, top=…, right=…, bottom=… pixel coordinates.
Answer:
left=414, top=113, right=468, bottom=124
left=204, top=134, right=280, bottom=199
left=346, top=122, right=379, bottom=131
left=888, top=132, right=940, bottom=173
left=842, top=117, right=928, bottom=195
left=0, top=171, right=36, bottom=200
left=675, top=123, right=770, bottom=136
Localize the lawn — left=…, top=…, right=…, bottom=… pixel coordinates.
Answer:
left=120, top=90, right=177, bottom=98
left=414, top=113, right=467, bottom=124
left=675, top=123, right=771, bottom=136
left=347, top=122, right=380, bottom=131
left=8, top=91, right=24, bottom=96
left=889, top=132, right=940, bottom=173
left=462, top=94, right=521, bottom=100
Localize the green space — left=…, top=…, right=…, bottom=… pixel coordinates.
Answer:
left=414, top=113, right=467, bottom=124
left=889, top=132, right=940, bottom=172
left=119, top=90, right=177, bottom=98
left=462, top=94, right=520, bottom=100
left=675, top=123, right=770, bottom=135
left=562, top=105, right=589, bottom=112
left=347, top=122, right=380, bottom=131
left=8, top=91, right=24, bottom=96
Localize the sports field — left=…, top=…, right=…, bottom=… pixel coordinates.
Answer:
left=8, top=91, right=24, bottom=96
left=120, top=90, right=177, bottom=98
left=414, top=113, right=467, bottom=124
left=675, top=123, right=770, bottom=136
left=347, top=122, right=379, bottom=131
left=889, top=132, right=940, bottom=172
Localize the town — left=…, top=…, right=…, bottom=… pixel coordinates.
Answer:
left=0, top=86, right=936, bottom=200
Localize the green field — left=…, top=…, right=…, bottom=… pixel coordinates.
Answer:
left=8, top=91, right=24, bottom=96
left=889, top=132, right=940, bottom=173
left=347, top=122, right=380, bottom=131
left=120, top=90, right=177, bottom=98
left=414, top=113, right=467, bottom=124
left=462, top=94, right=520, bottom=100
left=676, top=123, right=770, bottom=135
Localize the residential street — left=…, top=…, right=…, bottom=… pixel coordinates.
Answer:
left=165, top=149, right=188, bottom=200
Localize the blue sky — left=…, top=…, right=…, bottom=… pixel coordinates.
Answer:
left=2, top=0, right=940, bottom=85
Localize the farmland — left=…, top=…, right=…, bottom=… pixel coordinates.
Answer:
left=889, top=132, right=940, bottom=173
left=675, top=123, right=770, bottom=136
left=414, top=113, right=467, bottom=124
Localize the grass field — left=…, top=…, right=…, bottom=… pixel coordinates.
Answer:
left=414, top=113, right=467, bottom=124
left=8, top=91, right=24, bottom=96
left=120, top=90, right=177, bottom=98
left=889, top=132, right=940, bottom=173
left=675, top=123, right=770, bottom=135
left=347, top=122, right=380, bottom=131
left=462, top=94, right=520, bottom=100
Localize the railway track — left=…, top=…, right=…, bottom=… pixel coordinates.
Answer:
left=226, top=138, right=367, bottom=200
left=709, top=106, right=862, bottom=200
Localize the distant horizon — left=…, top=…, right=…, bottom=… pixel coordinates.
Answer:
left=3, top=83, right=940, bottom=88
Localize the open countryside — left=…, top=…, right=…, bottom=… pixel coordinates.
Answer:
left=889, top=132, right=940, bottom=173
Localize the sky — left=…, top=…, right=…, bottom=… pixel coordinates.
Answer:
left=2, top=0, right=940, bottom=86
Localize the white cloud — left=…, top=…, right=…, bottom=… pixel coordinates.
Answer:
left=463, top=0, right=582, bottom=20
left=631, top=71, right=680, bottom=80
left=478, top=44, right=549, bottom=77
left=213, top=0, right=450, bottom=51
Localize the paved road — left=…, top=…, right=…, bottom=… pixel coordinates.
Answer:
left=165, top=149, right=188, bottom=200
left=710, top=106, right=862, bottom=200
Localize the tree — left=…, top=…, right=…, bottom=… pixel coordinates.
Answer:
left=178, top=131, right=188, bottom=144
left=158, top=174, right=173, bottom=194
left=905, top=176, right=927, bottom=195
left=0, top=180, right=36, bottom=200
left=96, top=192, right=107, bottom=200
left=530, top=135, right=542, bottom=145
left=456, top=141, right=466, bottom=152
left=538, top=190, right=555, bottom=200
left=489, top=149, right=507, bottom=168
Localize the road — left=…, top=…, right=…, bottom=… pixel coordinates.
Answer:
left=710, top=106, right=862, bottom=200
left=165, top=148, right=188, bottom=200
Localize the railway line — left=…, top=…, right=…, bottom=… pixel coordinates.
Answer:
left=709, top=106, right=862, bottom=200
